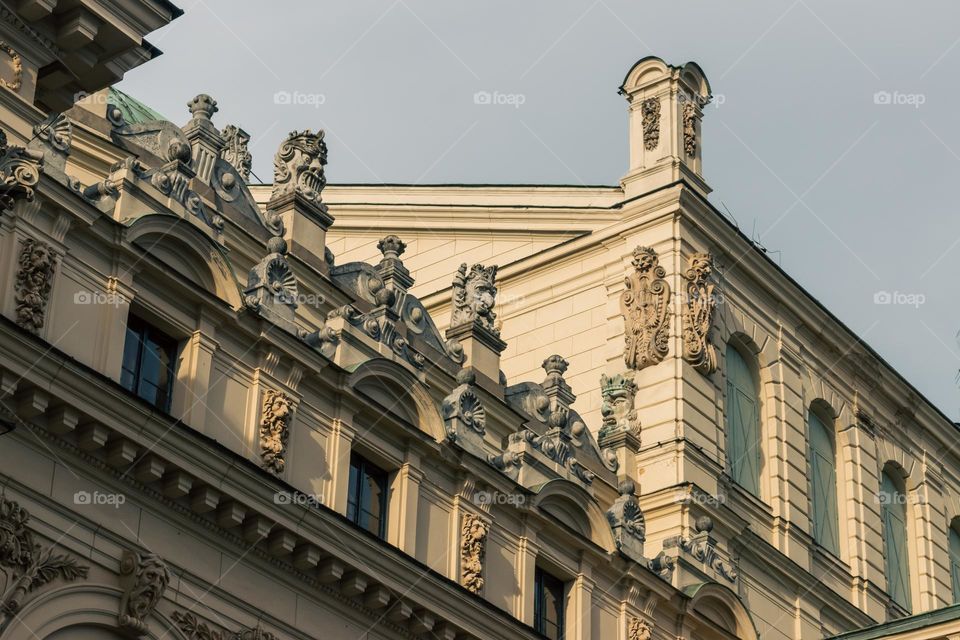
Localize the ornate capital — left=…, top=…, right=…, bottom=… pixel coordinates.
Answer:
left=260, top=389, right=293, bottom=475
left=621, top=246, right=670, bottom=371
left=681, top=252, right=717, bottom=374
left=460, top=512, right=489, bottom=595
left=119, top=550, right=170, bottom=636
left=450, top=262, right=500, bottom=335
left=14, top=238, right=57, bottom=334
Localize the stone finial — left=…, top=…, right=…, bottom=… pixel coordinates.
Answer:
left=541, top=355, right=575, bottom=412
left=450, top=263, right=499, bottom=335
left=271, top=130, right=327, bottom=206
left=376, top=234, right=414, bottom=292
left=187, top=94, right=218, bottom=121
left=542, top=355, right=568, bottom=380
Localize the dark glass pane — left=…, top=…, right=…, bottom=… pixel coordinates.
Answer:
left=534, top=568, right=565, bottom=639
left=346, top=458, right=361, bottom=523
left=120, top=326, right=143, bottom=393
left=121, top=317, right=177, bottom=412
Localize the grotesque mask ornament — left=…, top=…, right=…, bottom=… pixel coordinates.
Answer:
left=271, top=130, right=327, bottom=205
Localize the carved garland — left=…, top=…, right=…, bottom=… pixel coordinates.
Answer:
left=260, top=389, right=292, bottom=475
left=118, top=550, right=170, bottom=636
left=682, top=102, right=697, bottom=156
left=460, top=512, right=489, bottom=595
left=681, top=252, right=717, bottom=375
left=0, top=494, right=89, bottom=620
left=0, top=42, right=21, bottom=92
left=621, top=246, right=670, bottom=371
left=172, top=610, right=280, bottom=640
left=641, top=98, right=660, bottom=151
left=14, top=238, right=57, bottom=333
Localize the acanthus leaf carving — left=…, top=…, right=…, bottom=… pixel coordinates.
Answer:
left=14, top=238, right=57, bottom=333
left=172, top=611, right=280, bottom=640
left=118, top=549, right=170, bottom=636
left=460, top=512, right=489, bottom=595
left=681, top=252, right=717, bottom=374
left=621, top=246, right=670, bottom=371
left=0, top=494, right=89, bottom=621
left=260, top=389, right=292, bottom=475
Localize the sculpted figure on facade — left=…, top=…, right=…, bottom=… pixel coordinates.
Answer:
left=681, top=252, right=718, bottom=374
left=641, top=98, right=660, bottom=151
left=260, top=389, right=292, bottom=475
left=0, top=129, right=43, bottom=210
left=460, top=512, right=489, bottom=595
left=221, top=125, right=252, bottom=181
left=14, top=238, right=57, bottom=333
left=118, top=549, right=170, bottom=636
left=450, top=263, right=499, bottom=335
left=0, top=495, right=88, bottom=622
left=271, top=129, right=327, bottom=205
left=628, top=617, right=653, bottom=640
left=599, top=372, right=639, bottom=439
left=621, top=246, right=670, bottom=371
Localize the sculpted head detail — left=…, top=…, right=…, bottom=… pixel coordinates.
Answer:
left=451, top=263, right=500, bottom=334
left=272, top=130, right=327, bottom=204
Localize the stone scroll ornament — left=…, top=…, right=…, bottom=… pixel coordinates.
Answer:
left=271, top=130, right=327, bottom=205
left=118, top=550, right=170, bottom=636
left=260, top=389, right=292, bottom=475
left=460, top=512, right=489, bottom=595
left=14, top=238, right=57, bottom=333
left=450, top=263, right=499, bottom=334
left=681, top=252, right=717, bottom=375
left=0, top=495, right=89, bottom=624
left=621, top=246, right=670, bottom=371
left=0, top=129, right=43, bottom=211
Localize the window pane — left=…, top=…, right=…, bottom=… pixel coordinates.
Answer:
left=809, top=411, right=839, bottom=555
left=726, top=345, right=760, bottom=496
left=120, top=317, right=177, bottom=412
left=534, top=568, right=565, bottom=640
left=881, top=471, right=911, bottom=610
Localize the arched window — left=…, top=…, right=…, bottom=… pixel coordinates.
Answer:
left=880, top=469, right=911, bottom=610
left=808, top=407, right=839, bottom=555
left=725, top=344, right=761, bottom=496
left=949, top=520, right=960, bottom=603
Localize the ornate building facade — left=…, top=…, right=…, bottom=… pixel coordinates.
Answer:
left=0, top=2, right=957, bottom=640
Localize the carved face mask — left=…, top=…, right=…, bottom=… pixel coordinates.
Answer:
left=272, top=130, right=327, bottom=203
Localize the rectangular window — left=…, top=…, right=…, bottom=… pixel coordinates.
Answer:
left=120, top=316, right=178, bottom=412
left=346, top=453, right=388, bottom=539
left=534, top=567, right=565, bottom=640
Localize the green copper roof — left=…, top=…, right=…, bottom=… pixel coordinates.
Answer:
left=830, top=603, right=960, bottom=640
left=108, top=87, right=166, bottom=124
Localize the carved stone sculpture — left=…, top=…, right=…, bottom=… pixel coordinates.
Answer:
left=664, top=516, right=737, bottom=582
left=221, top=125, right=252, bottom=181
left=14, top=238, right=57, bottom=333
left=172, top=611, right=279, bottom=640
left=260, top=389, right=292, bottom=475
left=641, top=98, right=660, bottom=151
left=443, top=368, right=486, bottom=436
left=244, top=236, right=299, bottom=328
left=450, top=263, right=499, bottom=335
left=681, top=252, right=717, bottom=374
left=628, top=617, right=652, bottom=640
left=118, top=550, right=170, bottom=635
left=0, top=42, right=21, bottom=91
left=0, top=129, right=43, bottom=210
left=271, top=130, right=327, bottom=205
left=460, top=512, right=489, bottom=595
left=683, top=102, right=697, bottom=156
left=0, top=495, right=88, bottom=622
left=621, top=246, right=670, bottom=371
left=606, top=480, right=646, bottom=561
left=599, top=373, right=639, bottom=439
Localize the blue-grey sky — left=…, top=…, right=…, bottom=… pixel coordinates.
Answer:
left=119, top=1, right=960, bottom=419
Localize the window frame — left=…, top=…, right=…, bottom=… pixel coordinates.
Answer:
left=949, top=522, right=960, bottom=604
left=880, top=469, right=911, bottom=611
left=346, top=452, right=389, bottom=539
left=725, top=343, right=762, bottom=497
left=120, top=315, right=179, bottom=413
left=533, top=566, right=566, bottom=640
left=808, top=407, right=840, bottom=556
